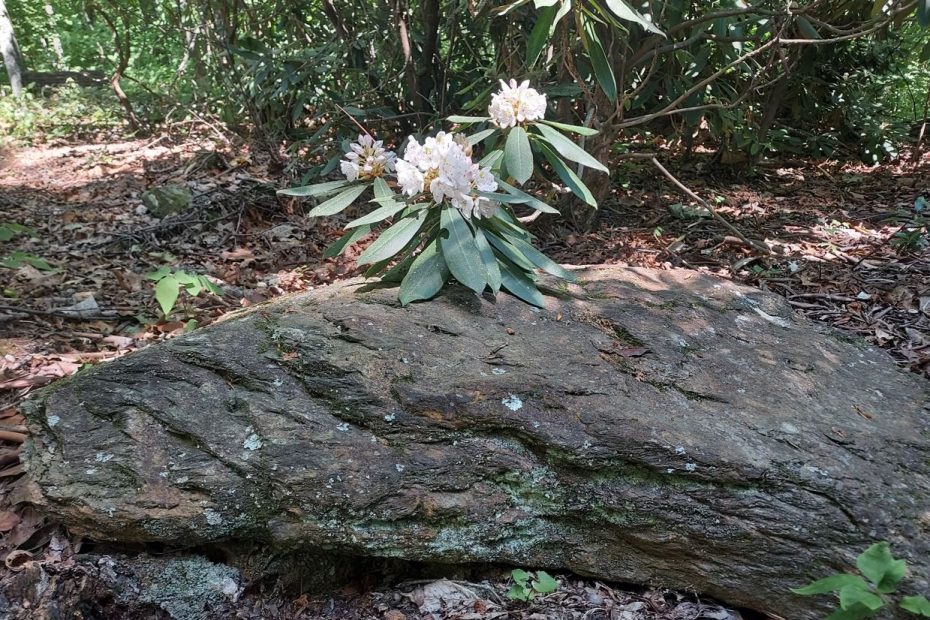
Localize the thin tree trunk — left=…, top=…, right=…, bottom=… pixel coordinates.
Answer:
left=44, top=4, right=65, bottom=68
left=98, top=1, right=139, bottom=130
left=0, top=0, right=25, bottom=96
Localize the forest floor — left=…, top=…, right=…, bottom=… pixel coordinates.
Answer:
left=0, top=127, right=928, bottom=619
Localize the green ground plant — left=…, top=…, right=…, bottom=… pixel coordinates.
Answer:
left=793, top=542, right=930, bottom=619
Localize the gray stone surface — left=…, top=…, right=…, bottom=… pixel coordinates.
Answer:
left=19, top=266, right=930, bottom=618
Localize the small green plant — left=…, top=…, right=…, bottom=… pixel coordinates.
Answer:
left=145, top=267, right=222, bottom=317
left=793, top=542, right=930, bottom=619
left=506, top=569, right=559, bottom=602
left=0, top=251, right=54, bottom=271
left=0, top=223, right=32, bottom=242
left=891, top=198, right=930, bottom=252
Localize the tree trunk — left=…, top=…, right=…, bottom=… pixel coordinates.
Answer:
left=19, top=266, right=930, bottom=620
left=98, top=1, right=139, bottom=130
left=0, top=0, right=25, bottom=96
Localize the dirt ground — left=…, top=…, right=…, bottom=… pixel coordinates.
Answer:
left=0, top=129, right=927, bottom=619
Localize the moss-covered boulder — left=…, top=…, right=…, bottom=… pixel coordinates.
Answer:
left=141, top=183, right=192, bottom=218
left=18, top=266, right=930, bottom=619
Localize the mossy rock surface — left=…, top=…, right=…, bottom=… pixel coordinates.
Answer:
left=19, top=266, right=930, bottom=619
left=141, top=183, right=192, bottom=218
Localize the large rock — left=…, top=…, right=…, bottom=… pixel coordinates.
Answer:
left=18, top=266, right=930, bottom=618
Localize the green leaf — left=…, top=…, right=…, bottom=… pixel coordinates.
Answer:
left=499, top=259, right=546, bottom=307
left=372, top=176, right=393, bottom=204
left=500, top=230, right=576, bottom=281
left=792, top=574, right=870, bottom=595
left=357, top=211, right=426, bottom=265
left=468, top=128, right=497, bottom=146
left=497, top=180, right=560, bottom=213
left=539, top=120, right=598, bottom=136
left=603, top=0, right=664, bottom=35
left=308, top=184, right=369, bottom=217
left=537, top=142, right=597, bottom=207
left=345, top=201, right=408, bottom=229
left=876, top=557, right=906, bottom=593
left=447, top=115, right=491, bottom=124
left=511, top=569, right=531, bottom=586
left=581, top=18, right=617, bottom=101
left=825, top=605, right=879, bottom=620
left=527, top=4, right=557, bottom=66
left=901, top=595, right=930, bottom=616
left=486, top=230, right=536, bottom=271
left=324, top=225, right=370, bottom=258
left=534, top=123, right=608, bottom=173
left=506, top=584, right=532, bottom=601
left=277, top=179, right=351, bottom=197
left=857, top=543, right=903, bottom=589
left=474, top=228, right=502, bottom=294
left=480, top=149, right=505, bottom=169
left=399, top=240, right=448, bottom=305
left=155, top=276, right=180, bottom=316
left=440, top=207, right=488, bottom=294
left=532, top=571, right=559, bottom=594
left=839, top=585, right=883, bottom=611
left=505, top=127, right=534, bottom=186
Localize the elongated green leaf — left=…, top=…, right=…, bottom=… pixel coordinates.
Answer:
left=537, top=142, right=597, bottom=207
left=603, top=0, right=664, bottom=35
left=372, top=176, right=393, bottom=203
left=345, top=201, right=407, bottom=229
left=581, top=18, right=617, bottom=101
left=324, top=225, right=370, bottom=258
left=527, top=4, right=558, bottom=66
left=380, top=242, right=420, bottom=283
left=498, top=259, right=546, bottom=307
left=901, top=595, right=930, bottom=616
left=480, top=149, right=505, bottom=169
left=534, top=123, right=608, bottom=173
left=447, top=115, right=491, bottom=124
left=839, top=585, right=883, bottom=611
left=791, top=574, right=869, bottom=595
left=505, top=126, right=534, bottom=185
left=539, top=120, right=598, bottom=136
left=474, top=228, right=502, bottom=294
left=357, top=211, right=426, bottom=265
left=155, top=277, right=180, bottom=316
left=486, top=230, right=536, bottom=271
left=468, top=128, right=498, bottom=146
left=440, top=207, right=488, bottom=294
left=496, top=180, right=560, bottom=213
left=278, top=179, right=351, bottom=197
left=399, top=241, right=449, bottom=305
left=308, top=184, right=369, bottom=217
left=500, top=230, right=576, bottom=281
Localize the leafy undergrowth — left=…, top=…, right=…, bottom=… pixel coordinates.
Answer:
left=0, top=126, right=927, bottom=618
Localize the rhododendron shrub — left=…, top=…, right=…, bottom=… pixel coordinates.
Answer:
left=279, top=80, right=607, bottom=307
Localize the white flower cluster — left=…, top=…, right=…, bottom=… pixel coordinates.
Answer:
left=395, top=132, right=499, bottom=219
left=340, top=134, right=396, bottom=181
left=488, top=79, right=547, bottom=128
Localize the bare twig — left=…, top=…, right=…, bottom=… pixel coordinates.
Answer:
left=649, top=157, right=771, bottom=254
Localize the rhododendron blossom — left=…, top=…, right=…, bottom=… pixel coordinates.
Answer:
left=488, top=79, right=547, bottom=128
left=396, top=132, right=499, bottom=219
left=340, top=134, right=396, bottom=181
